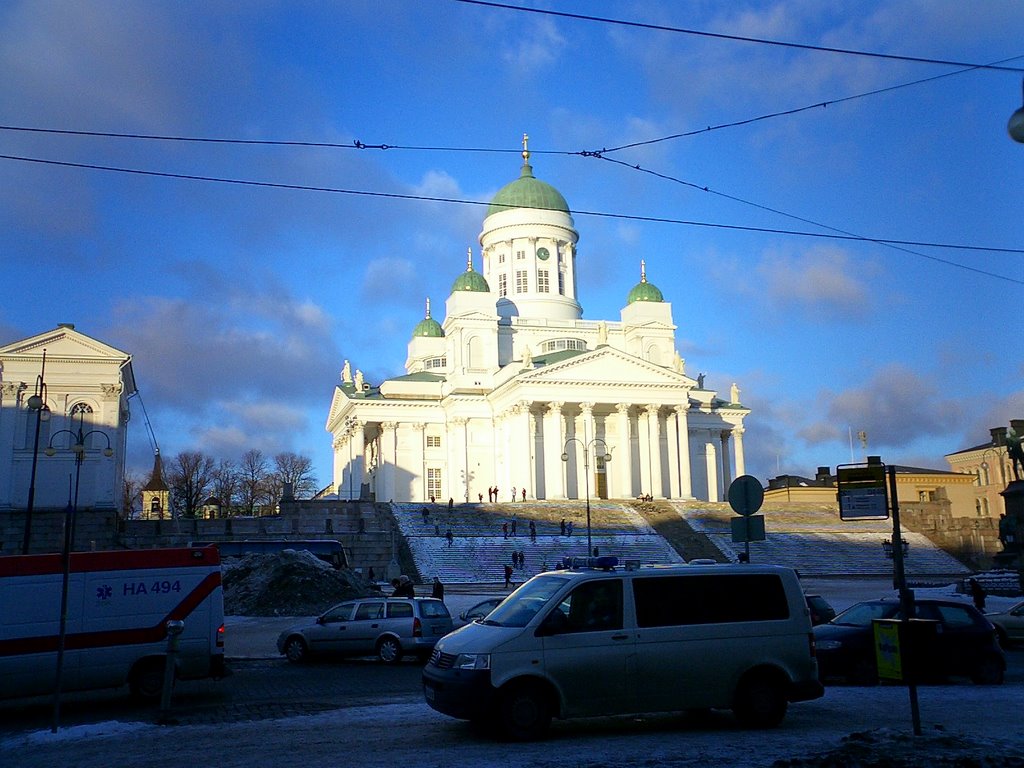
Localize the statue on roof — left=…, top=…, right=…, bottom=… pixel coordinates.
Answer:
left=731, top=383, right=741, bottom=404
left=355, top=369, right=364, bottom=391
left=342, top=360, right=352, bottom=384
left=597, top=321, right=608, bottom=346
left=672, top=350, right=685, bottom=374
left=523, top=346, right=533, bottom=367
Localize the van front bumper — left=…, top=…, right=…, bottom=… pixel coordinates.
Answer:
left=422, top=665, right=495, bottom=720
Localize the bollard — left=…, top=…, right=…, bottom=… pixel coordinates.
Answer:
left=158, top=620, right=185, bottom=723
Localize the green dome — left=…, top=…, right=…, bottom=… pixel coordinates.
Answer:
left=412, top=317, right=444, bottom=337
left=487, top=162, right=570, bottom=217
left=451, top=251, right=491, bottom=293
left=412, top=298, right=444, bottom=338
left=626, top=260, right=664, bottom=303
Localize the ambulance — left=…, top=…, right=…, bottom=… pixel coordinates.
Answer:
left=0, top=545, right=226, bottom=700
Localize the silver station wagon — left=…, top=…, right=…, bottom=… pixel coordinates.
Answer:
left=278, top=597, right=453, bottom=663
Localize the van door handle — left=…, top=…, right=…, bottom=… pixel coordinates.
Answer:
left=611, top=634, right=629, bottom=641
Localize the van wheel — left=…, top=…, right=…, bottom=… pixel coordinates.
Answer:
left=971, top=655, right=1004, bottom=685
left=130, top=658, right=167, bottom=701
left=733, top=672, right=787, bottom=728
left=377, top=636, right=402, bottom=664
left=498, top=682, right=551, bottom=741
left=283, top=636, right=308, bottom=663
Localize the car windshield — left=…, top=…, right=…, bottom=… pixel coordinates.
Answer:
left=481, top=575, right=570, bottom=628
left=831, top=601, right=900, bottom=627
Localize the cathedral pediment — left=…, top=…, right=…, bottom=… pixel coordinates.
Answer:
left=0, top=324, right=130, bottom=361
left=514, top=346, right=693, bottom=390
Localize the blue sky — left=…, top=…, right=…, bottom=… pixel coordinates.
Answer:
left=1, top=1, right=1022, bottom=492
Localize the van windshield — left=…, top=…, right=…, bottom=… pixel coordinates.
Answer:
left=481, top=575, right=570, bottom=628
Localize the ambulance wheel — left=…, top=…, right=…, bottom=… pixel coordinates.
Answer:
left=130, top=658, right=168, bottom=701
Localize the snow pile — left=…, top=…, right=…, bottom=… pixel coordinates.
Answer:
left=775, top=727, right=1024, bottom=767
left=220, top=550, right=375, bottom=616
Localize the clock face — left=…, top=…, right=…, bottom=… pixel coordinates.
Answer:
left=537, top=247, right=550, bottom=261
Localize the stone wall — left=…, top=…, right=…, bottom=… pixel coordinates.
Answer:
left=899, top=497, right=1001, bottom=569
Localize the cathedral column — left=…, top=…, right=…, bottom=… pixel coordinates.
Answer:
left=380, top=422, right=397, bottom=502
left=331, top=437, right=344, bottom=497
left=543, top=402, right=565, bottom=499
left=513, top=402, right=532, bottom=500
left=720, top=430, right=733, bottom=490
left=666, top=410, right=680, bottom=499
left=637, top=405, right=652, bottom=498
left=674, top=405, right=693, bottom=499
left=733, top=426, right=747, bottom=478
left=412, top=423, right=426, bottom=501
left=452, top=417, right=469, bottom=502
left=704, top=434, right=719, bottom=503
left=646, top=405, right=664, bottom=498
left=616, top=403, right=632, bottom=498
left=351, top=421, right=365, bottom=500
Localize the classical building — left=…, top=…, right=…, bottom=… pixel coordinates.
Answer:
left=0, top=324, right=135, bottom=518
left=326, top=143, right=750, bottom=504
left=946, top=424, right=1020, bottom=518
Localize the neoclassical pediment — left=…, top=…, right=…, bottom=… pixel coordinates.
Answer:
left=515, top=346, right=694, bottom=390
left=0, top=325, right=130, bottom=360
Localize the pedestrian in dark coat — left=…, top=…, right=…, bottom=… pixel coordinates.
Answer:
left=431, top=576, right=445, bottom=601
left=969, top=578, right=987, bottom=611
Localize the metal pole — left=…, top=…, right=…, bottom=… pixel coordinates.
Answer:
left=51, top=458, right=81, bottom=733
left=23, top=349, right=47, bottom=554
left=888, top=465, right=921, bottom=737
left=584, top=447, right=592, bottom=554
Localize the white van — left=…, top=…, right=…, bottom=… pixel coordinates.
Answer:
left=423, top=558, right=822, bottom=740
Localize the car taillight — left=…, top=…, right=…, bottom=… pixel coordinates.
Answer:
left=413, top=617, right=422, bottom=637
left=217, top=623, right=225, bottom=648
left=808, top=632, right=816, bottom=658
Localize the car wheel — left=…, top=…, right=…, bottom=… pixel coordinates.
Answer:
left=732, top=672, right=787, bottom=728
left=377, top=636, right=402, bottom=664
left=971, top=655, right=1004, bottom=685
left=130, top=658, right=167, bottom=701
left=283, top=636, right=307, bottom=663
left=995, top=627, right=1011, bottom=649
left=497, top=682, right=551, bottom=741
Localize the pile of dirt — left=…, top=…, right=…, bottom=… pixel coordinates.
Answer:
left=221, top=549, right=377, bottom=616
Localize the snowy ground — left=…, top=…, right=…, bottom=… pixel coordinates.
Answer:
left=4, top=579, right=1021, bottom=767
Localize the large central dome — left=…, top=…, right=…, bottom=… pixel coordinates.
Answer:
left=487, top=161, right=570, bottom=217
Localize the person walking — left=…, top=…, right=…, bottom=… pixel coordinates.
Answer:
left=446, top=527, right=454, bottom=547
left=529, top=520, right=537, bottom=543
left=969, top=577, right=987, bottom=611
left=521, top=488, right=526, bottom=502
left=431, top=576, right=445, bottom=601
left=503, top=564, right=514, bottom=589
left=511, top=486, right=516, bottom=502
left=560, top=518, right=566, bottom=536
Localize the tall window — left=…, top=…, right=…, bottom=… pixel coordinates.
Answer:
left=538, top=270, right=550, bottom=293
left=426, top=435, right=441, bottom=448
left=499, top=253, right=506, bottom=264
left=427, top=468, right=442, bottom=499
left=558, top=270, right=565, bottom=295
left=515, top=270, right=528, bottom=293
left=516, top=249, right=525, bottom=260
left=498, top=274, right=508, bottom=297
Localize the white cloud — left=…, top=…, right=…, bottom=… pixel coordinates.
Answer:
left=501, top=18, right=566, bottom=74
left=757, top=245, right=872, bottom=318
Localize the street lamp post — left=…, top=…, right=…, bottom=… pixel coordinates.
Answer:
left=44, top=404, right=113, bottom=733
left=23, top=349, right=52, bottom=554
left=561, top=431, right=612, bottom=555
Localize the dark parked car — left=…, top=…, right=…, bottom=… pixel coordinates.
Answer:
left=454, top=597, right=504, bottom=627
left=813, top=598, right=1004, bottom=686
left=805, top=594, right=836, bottom=626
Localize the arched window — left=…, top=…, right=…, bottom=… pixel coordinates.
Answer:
left=540, top=338, right=586, bottom=353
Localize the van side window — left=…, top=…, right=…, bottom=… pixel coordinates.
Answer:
left=559, top=580, right=623, bottom=632
left=633, top=574, right=789, bottom=627
left=387, top=602, right=414, bottom=619
left=355, top=602, right=384, bottom=620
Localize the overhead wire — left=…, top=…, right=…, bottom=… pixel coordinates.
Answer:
left=453, top=0, right=1024, bottom=73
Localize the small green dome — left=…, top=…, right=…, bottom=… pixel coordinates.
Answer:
left=451, top=249, right=490, bottom=293
left=487, top=162, right=569, bottom=217
left=412, top=298, right=444, bottom=338
left=626, top=259, right=664, bottom=304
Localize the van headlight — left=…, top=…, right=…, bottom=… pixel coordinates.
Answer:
left=453, top=653, right=490, bottom=670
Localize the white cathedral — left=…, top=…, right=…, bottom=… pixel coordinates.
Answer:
left=326, top=141, right=749, bottom=504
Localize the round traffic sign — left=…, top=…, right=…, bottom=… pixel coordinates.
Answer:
left=728, top=475, right=764, bottom=517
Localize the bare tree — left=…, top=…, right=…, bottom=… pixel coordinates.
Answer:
left=122, top=469, right=145, bottom=520
left=210, top=458, right=239, bottom=517
left=272, top=452, right=318, bottom=500
left=168, top=451, right=215, bottom=519
left=238, top=449, right=271, bottom=516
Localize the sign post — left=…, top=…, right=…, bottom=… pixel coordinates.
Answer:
left=728, top=475, right=765, bottom=563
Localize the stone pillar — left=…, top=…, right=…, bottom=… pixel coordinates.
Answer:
left=647, top=405, right=663, bottom=498
left=720, top=430, right=733, bottom=489
left=616, top=403, right=632, bottom=497
left=733, top=426, right=747, bottom=478
left=452, top=417, right=469, bottom=502
left=675, top=405, right=693, bottom=499
left=544, top=402, right=565, bottom=499
left=667, top=409, right=680, bottom=499
left=331, top=436, right=344, bottom=497
left=351, top=421, right=365, bottom=500
left=705, top=436, right=719, bottom=503
left=381, top=422, right=397, bottom=501
left=412, top=423, right=426, bottom=501
left=580, top=403, right=596, bottom=499
left=514, top=402, right=532, bottom=500
left=637, top=405, right=652, bottom=498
